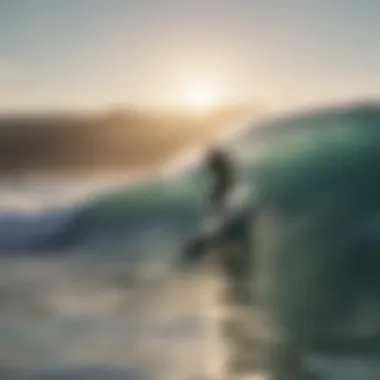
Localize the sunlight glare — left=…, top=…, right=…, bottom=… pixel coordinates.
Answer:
left=185, top=82, right=220, bottom=110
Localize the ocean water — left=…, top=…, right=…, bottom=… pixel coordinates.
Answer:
left=2, top=104, right=380, bottom=379
left=0, top=167, right=225, bottom=380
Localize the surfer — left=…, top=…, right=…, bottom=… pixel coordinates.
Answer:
left=205, top=145, right=234, bottom=220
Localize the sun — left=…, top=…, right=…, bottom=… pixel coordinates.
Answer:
left=185, top=82, right=220, bottom=110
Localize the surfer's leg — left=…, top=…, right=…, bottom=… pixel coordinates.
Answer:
left=209, top=188, right=223, bottom=219
left=211, top=182, right=231, bottom=218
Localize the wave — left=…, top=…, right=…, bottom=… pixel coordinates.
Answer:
left=2, top=103, right=380, bottom=255
left=0, top=175, right=148, bottom=250
left=3, top=103, right=380, bottom=378
left=0, top=154, right=214, bottom=252
left=0, top=112, right=259, bottom=252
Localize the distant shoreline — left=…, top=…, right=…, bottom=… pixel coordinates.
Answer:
left=0, top=106, right=256, bottom=178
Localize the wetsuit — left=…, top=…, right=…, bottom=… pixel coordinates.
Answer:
left=206, top=148, right=233, bottom=217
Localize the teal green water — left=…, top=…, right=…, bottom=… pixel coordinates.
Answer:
left=61, top=103, right=380, bottom=348
left=233, top=105, right=380, bottom=352
left=3, top=104, right=380, bottom=379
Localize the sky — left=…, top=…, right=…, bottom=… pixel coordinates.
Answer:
left=1, top=0, right=380, bottom=113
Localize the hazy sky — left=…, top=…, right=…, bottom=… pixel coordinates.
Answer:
left=1, top=0, right=380, bottom=112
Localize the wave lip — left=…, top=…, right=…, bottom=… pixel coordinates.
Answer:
left=0, top=209, right=74, bottom=250
left=0, top=176, right=138, bottom=250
